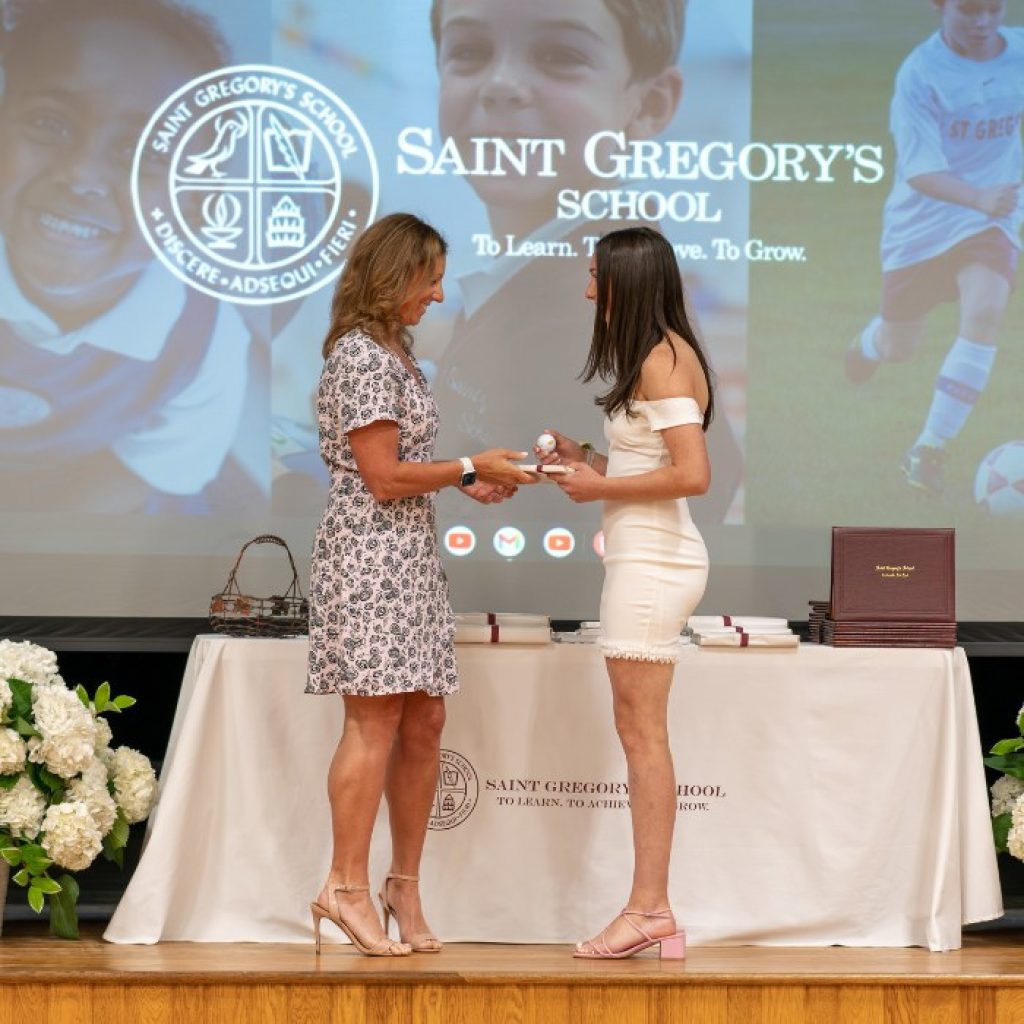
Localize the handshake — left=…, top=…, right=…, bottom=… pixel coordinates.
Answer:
left=460, top=430, right=602, bottom=506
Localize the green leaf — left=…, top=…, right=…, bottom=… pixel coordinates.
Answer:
left=984, top=754, right=1024, bottom=781
left=8, top=679, right=32, bottom=722
left=106, top=811, right=130, bottom=852
left=990, top=738, right=1024, bottom=756
left=19, top=843, right=52, bottom=875
left=1, top=846, right=21, bottom=866
left=27, top=885, right=44, bottom=913
left=32, top=876, right=62, bottom=895
left=994, top=812, right=1012, bottom=853
left=93, top=682, right=111, bottom=713
left=15, top=716, right=40, bottom=739
left=37, top=767, right=65, bottom=801
left=101, top=842, right=124, bottom=869
left=0, top=774, right=19, bottom=790
left=75, top=685, right=91, bottom=709
left=25, top=762, right=45, bottom=794
left=25, top=762, right=62, bottom=801
left=12, top=868, right=29, bottom=887
left=111, top=695, right=136, bottom=711
left=49, top=874, right=80, bottom=940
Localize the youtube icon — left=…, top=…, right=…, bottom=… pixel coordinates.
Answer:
left=543, top=527, right=575, bottom=559
left=444, top=525, right=476, bottom=557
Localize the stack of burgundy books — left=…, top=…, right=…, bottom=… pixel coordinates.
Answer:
left=807, top=600, right=829, bottom=643
left=818, top=527, right=957, bottom=648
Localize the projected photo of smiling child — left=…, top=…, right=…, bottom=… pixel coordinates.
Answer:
left=0, top=0, right=261, bottom=513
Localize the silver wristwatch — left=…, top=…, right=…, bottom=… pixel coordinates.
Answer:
left=458, top=456, right=477, bottom=487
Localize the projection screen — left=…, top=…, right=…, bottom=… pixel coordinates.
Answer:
left=1, top=0, right=1022, bottom=621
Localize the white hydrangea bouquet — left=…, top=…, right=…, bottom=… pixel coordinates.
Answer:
left=986, top=702, right=1024, bottom=862
left=0, top=639, right=157, bottom=938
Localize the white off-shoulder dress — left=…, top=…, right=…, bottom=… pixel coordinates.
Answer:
left=599, top=397, right=709, bottom=664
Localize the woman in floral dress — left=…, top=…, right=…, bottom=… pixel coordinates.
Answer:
left=307, top=213, right=532, bottom=957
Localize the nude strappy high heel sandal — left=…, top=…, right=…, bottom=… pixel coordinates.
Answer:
left=573, top=908, right=686, bottom=960
left=378, top=873, right=443, bottom=953
left=310, top=883, right=412, bottom=956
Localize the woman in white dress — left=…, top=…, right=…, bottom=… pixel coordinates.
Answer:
left=539, top=226, right=714, bottom=960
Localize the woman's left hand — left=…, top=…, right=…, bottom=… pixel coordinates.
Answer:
left=555, top=463, right=605, bottom=503
left=461, top=481, right=516, bottom=504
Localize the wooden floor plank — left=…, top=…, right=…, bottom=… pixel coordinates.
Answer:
left=835, top=985, right=886, bottom=1024
left=762, top=984, right=807, bottom=1024
left=2, top=923, right=1024, bottom=1024
left=994, top=987, right=1024, bottom=1022
left=284, top=984, right=332, bottom=1024
left=45, top=985, right=91, bottom=1024
left=805, top=985, right=840, bottom=1023
left=3, top=923, right=1024, bottom=986
left=661, top=983, right=730, bottom=1023
left=522, top=984, right=569, bottom=1024
left=169, top=985, right=203, bottom=1021
left=917, top=986, right=965, bottom=1024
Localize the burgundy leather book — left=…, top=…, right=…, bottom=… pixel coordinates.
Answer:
left=823, top=619, right=957, bottom=634
left=829, top=527, right=955, bottom=623
left=821, top=620, right=957, bottom=648
left=807, top=600, right=829, bottom=644
left=823, top=636, right=957, bottom=649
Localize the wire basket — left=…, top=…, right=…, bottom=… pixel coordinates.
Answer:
left=209, top=534, right=309, bottom=638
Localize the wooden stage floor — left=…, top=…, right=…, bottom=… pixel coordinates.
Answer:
left=2, top=922, right=1024, bottom=1023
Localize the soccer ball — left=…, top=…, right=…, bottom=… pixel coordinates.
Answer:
left=974, top=441, right=1024, bottom=517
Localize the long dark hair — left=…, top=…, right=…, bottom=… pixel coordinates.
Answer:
left=322, top=213, right=447, bottom=359
left=581, top=226, right=714, bottom=429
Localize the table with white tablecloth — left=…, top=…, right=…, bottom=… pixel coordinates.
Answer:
left=105, top=637, right=1002, bottom=950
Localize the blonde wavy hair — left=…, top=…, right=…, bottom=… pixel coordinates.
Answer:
left=322, top=213, right=447, bottom=358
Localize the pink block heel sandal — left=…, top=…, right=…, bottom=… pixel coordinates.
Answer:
left=573, top=908, right=686, bottom=960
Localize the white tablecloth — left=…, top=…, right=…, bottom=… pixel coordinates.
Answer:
left=105, top=638, right=1002, bottom=950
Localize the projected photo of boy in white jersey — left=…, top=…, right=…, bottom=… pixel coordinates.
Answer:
left=846, top=0, right=1023, bottom=498
left=0, top=0, right=260, bottom=513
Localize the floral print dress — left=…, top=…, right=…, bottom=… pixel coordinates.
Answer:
left=306, top=330, right=459, bottom=697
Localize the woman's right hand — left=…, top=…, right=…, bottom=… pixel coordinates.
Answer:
left=534, top=428, right=584, bottom=466
left=471, top=449, right=537, bottom=487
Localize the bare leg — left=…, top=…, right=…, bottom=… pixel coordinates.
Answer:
left=957, top=263, right=1010, bottom=344
left=868, top=259, right=1009, bottom=361
left=316, top=694, right=404, bottom=947
left=577, top=657, right=680, bottom=953
left=382, top=693, right=446, bottom=943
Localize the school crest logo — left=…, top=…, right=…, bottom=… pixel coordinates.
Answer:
left=429, top=749, right=479, bottom=831
left=131, top=65, right=378, bottom=305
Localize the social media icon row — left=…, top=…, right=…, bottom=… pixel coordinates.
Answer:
left=444, top=526, right=605, bottom=559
